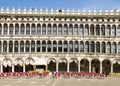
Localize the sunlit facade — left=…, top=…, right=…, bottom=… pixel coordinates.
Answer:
left=0, top=8, right=120, bottom=74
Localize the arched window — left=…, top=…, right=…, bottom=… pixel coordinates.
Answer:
left=47, top=41, right=51, bottom=52
left=118, top=42, right=120, bottom=53
left=20, top=24, right=24, bottom=35
left=37, top=24, right=41, bottom=34
left=36, top=41, right=40, bottom=52
left=53, top=24, right=57, bottom=35
left=106, top=25, right=111, bottom=36
left=53, top=41, right=57, bottom=52
left=79, top=24, right=84, bottom=35
left=48, top=24, right=51, bottom=35
left=20, top=41, right=24, bottom=52
left=9, top=24, right=13, bottom=35
left=90, top=24, right=94, bottom=35
left=58, top=41, right=62, bottom=52
left=112, top=25, right=116, bottom=36
left=15, top=24, right=19, bottom=35
left=74, top=24, right=78, bottom=35
left=64, top=24, right=68, bottom=35
left=107, top=42, right=111, bottom=53
left=96, top=25, right=100, bottom=35
left=74, top=41, right=78, bottom=52
left=69, top=24, right=73, bottom=35
left=69, top=41, right=73, bottom=52
left=64, top=41, right=68, bottom=52
left=42, top=24, right=46, bottom=35
left=58, top=24, right=62, bottom=35
left=26, top=41, right=30, bottom=52
left=4, top=24, right=8, bottom=35
left=9, top=41, right=13, bottom=52
left=31, top=41, right=35, bottom=52
left=85, top=41, right=89, bottom=52
left=14, top=41, right=18, bottom=52
left=42, top=41, right=46, bottom=52
left=111, top=42, right=116, bottom=53
left=85, top=24, right=89, bottom=36
left=0, top=24, right=2, bottom=34
left=3, top=41, right=7, bottom=52
left=102, top=42, right=106, bottom=53
left=26, top=24, right=30, bottom=35
left=91, top=41, right=94, bottom=52
left=101, top=25, right=105, bottom=36
left=96, top=42, right=100, bottom=53
left=31, top=24, right=36, bottom=34
left=117, top=25, right=120, bottom=36
left=80, top=41, right=84, bottom=52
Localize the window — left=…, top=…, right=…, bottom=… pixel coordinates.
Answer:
left=117, top=25, right=120, bottom=36
left=96, top=25, right=100, bottom=35
left=37, top=41, right=40, bottom=52
left=102, top=42, right=105, bottom=53
left=53, top=41, right=57, bottom=52
left=79, top=24, right=84, bottom=36
left=37, top=24, right=41, bottom=34
left=90, top=25, right=94, bottom=35
left=58, top=24, right=62, bottom=35
left=112, top=25, right=116, bottom=36
left=0, top=24, right=2, bottom=35
left=20, top=41, right=24, bottom=52
left=3, top=41, right=7, bottom=52
left=53, top=24, right=57, bottom=35
left=91, top=41, right=94, bottom=52
left=69, top=41, right=73, bottom=52
left=80, top=41, right=84, bottom=52
left=9, top=41, right=13, bottom=52
left=31, top=24, right=36, bottom=34
left=101, top=25, right=105, bottom=36
left=42, top=41, right=46, bottom=52
left=58, top=41, right=62, bottom=52
left=118, top=42, right=120, bottom=53
left=74, top=24, right=78, bottom=35
left=106, top=25, right=111, bottom=36
left=107, top=42, right=111, bottom=53
left=47, top=41, right=51, bottom=52
left=4, top=24, right=8, bottom=35
left=31, top=41, right=35, bottom=52
left=42, top=24, right=46, bottom=35
left=15, top=24, right=19, bottom=35
left=96, top=42, right=100, bottom=53
left=10, top=24, right=13, bottom=35
left=74, top=41, right=78, bottom=52
left=26, top=24, right=30, bottom=35
left=48, top=24, right=51, bottom=35
left=26, top=41, right=30, bottom=52
left=111, top=42, right=116, bottom=53
left=64, top=41, right=68, bottom=52
left=85, top=41, right=89, bottom=52
left=85, top=25, right=89, bottom=36
left=69, top=24, right=73, bottom=35
left=20, top=24, right=24, bottom=35
left=64, top=24, right=68, bottom=35
left=14, top=41, right=18, bottom=52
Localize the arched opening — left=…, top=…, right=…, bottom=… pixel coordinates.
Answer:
left=10, top=24, right=13, bottom=35
left=80, top=59, right=89, bottom=72
left=26, top=41, right=30, bottom=52
left=31, top=41, right=35, bottom=52
left=90, top=41, right=95, bottom=52
left=58, top=24, right=62, bottom=35
left=58, top=58, right=67, bottom=72
left=85, top=41, right=89, bottom=53
left=79, top=24, right=84, bottom=35
left=31, top=24, right=36, bottom=34
left=14, top=41, right=19, bottom=52
left=0, top=24, right=2, bottom=34
left=14, top=59, right=23, bottom=72
left=69, top=24, right=73, bottom=35
left=111, top=42, right=116, bottom=53
left=64, top=41, right=68, bottom=52
left=112, top=25, right=116, bottom=36
left=80, top=41, right=84, bottom=52
left=113, top=62, right=120, bottom=73
left=48, top=24, right=51, bottom=35
left=36, top=41, right=40, bottom=52
left=4, top=24, right=8, bottom=35
left=96, top=25, right=100, bottom=35
left=74, top=41, right=78, bottom=52
left=102, top=42, right=106, bottom=53
left=101, top=25, right=105, bottom=36
left=69, top=59, right=78, bottom=72
left=96, top=42, right=100, bottom=53
left=69, top=41, right=73, bottom=52
left=64, top=24, right=68, bottom=35
left=9, top=41, right=13, bottom=52
left=48, top=59, right=56, bottom=72
left=102, top=59, right=111, bottom=75
left=85, top=24, right=89, bottom=36
left=25, top=58, right=34, bottom=72
left=37, top=24, right=41, bottom=34
left=2, top=59, right=12, bottom=72
left=47, top=41, right=51, bottom=52
left=42, top=24, right=46, bottom=35
left=15, top=24, right=19, bottom=35
left=53, top=41, right=57, bottom=52
left=91, top=59, right=100, bottom=73
left=107, top=42, right=111, bottom=53
left=58, top=41, right=62, bottom=52
left=106, top=25, right=111, bottom=36
left=3, top=41, right=7, bottom=52
left=53, top=24, right=57, bottom=35
left=74, top=24, right=78, bottom=35
left=117, top=25, right=120, bottom=36
left=26, top=24, right=30, bottom=35
left=42, top=41, right=46, bottom=52
left=90, top=24, right=94, bottom=35
left=118, top=42, right=120, bottom=53
left=20, top=24, right=24, bottom=34
left=20, top=41, right=24, bottom=52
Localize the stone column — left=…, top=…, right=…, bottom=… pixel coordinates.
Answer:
left=0, top=62, right=3, bottom=73
left=1, top=40, right=3, bottom=53
left=35, top=40, right=37, bottom=52
left=67, top=62, right=69, bottom=72
left=13, top=23, right=15, bottom=35
left=116, top=42, right=118, bottom=53
left=94, top=41, right=96, bottom=53
left=23, top=64, right=26, bottom=72
left=100, top=61, right=102, bottom=73
left=56, top=61, right=58, bottom=72
left=13, top=40, right=14, bottom=53
left=12, top=64, right=14, bottom=72
left=24, top=24, right=26, bottom=35
left=7, top=40, right=9, bottom=53
left=89, top=60, right=91, bottom=72
left=111, top=63, right=113, bottom=73
left=78, top=62, right=80, bottom=72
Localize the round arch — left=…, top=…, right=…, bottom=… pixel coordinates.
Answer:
left=25, top=58, right=34, bottom=72
left=58, top=58, right=67, bottom=72
left=91, top=59, right=100, bottom=73
left=69, top=58, right=78, bottom=72
left=47, top=58, right=56, bottom=72
left=80, top=58, right=89, bottom=72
